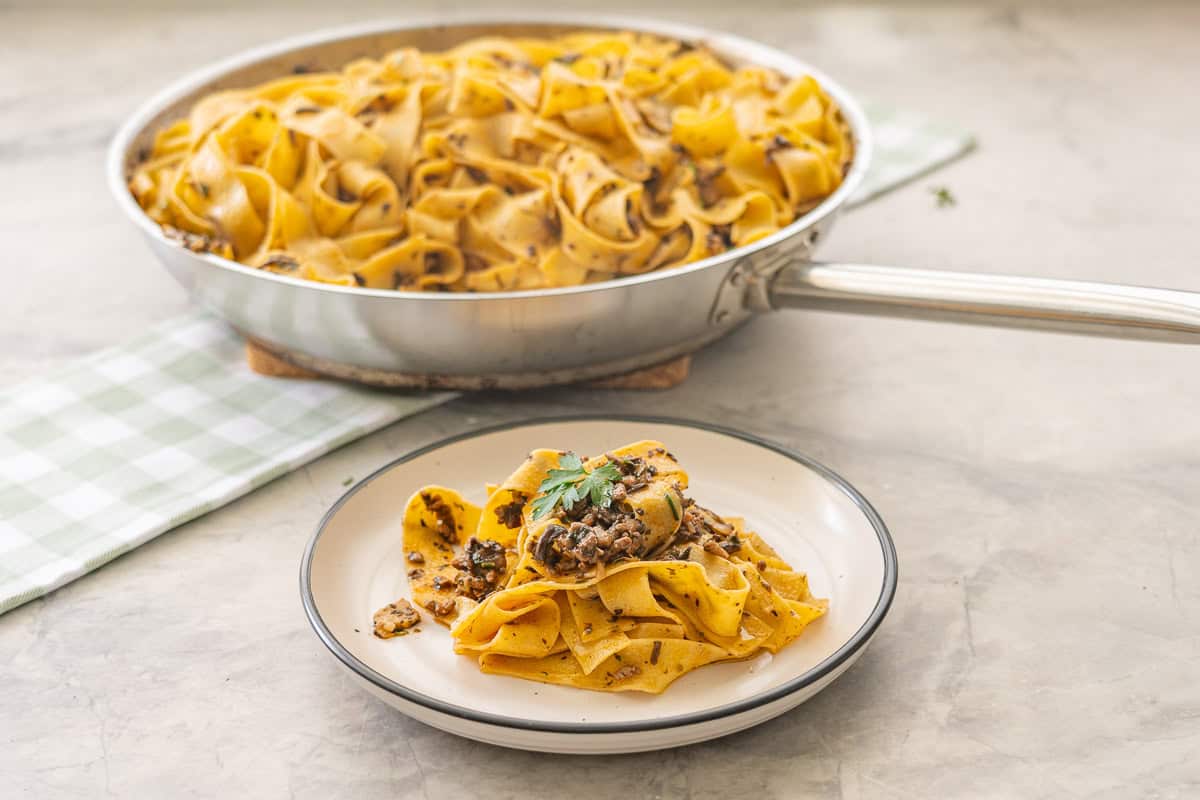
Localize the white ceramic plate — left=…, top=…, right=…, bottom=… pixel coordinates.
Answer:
left=300, top=417, right=897, bottom=754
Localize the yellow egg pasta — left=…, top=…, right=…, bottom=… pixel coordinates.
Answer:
left=131, top=32, right=852, bottom=291
left=387, top=440, right=827, bottom=693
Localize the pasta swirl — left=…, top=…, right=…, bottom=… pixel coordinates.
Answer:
left=392, top=440, right=827, bottom=693
left=130, top=32, right=852, bottom=291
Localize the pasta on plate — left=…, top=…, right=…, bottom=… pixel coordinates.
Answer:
left=130, top=32, right=852, bottom=292
left=382, top=440, right=828, bottom=693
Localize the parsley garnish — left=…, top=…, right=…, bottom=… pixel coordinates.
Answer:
left=665, top=493, right=680, bottom=521
left=530, top=452, right=622, bottom=520
left=931, top=186, right=956, bottom=208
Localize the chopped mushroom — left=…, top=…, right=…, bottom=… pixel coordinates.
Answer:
left=493, top=495, right=526, bottom=529
left=420, top=491, right=459, bottom=543
left=373, top=598, right=421, bottom=638
left=611, top=664, right=641, bottom=682
left=424, top=597, right=456, bottom=617
left=451, top=537, right=508, bottom=600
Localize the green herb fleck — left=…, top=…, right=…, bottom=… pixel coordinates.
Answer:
left=931, top=186, right=956, bottom=208
left=665, top=492, right=680, bottom=521
left=342, top=476, right=354, bottom=486
left=530, top=452, right=622, bottom=520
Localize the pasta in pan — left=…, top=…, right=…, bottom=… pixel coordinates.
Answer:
left=130, top=32, right=852, bottom=292
left=380, top=441, right=827, bottom=693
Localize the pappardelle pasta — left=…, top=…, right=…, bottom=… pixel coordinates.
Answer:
left=380, top=441, right=827, bottom=693
left=130, top=32, right=852, bottom=292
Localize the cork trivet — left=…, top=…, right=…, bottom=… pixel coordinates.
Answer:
left=583, top=355, right=692, bottom=390
left=244, top=339, right=691, bottom=390
left=245, top=343, right=324, bottom=380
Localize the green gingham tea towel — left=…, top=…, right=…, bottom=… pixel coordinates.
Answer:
left=0, top=313, right=453, bottom=614
left=0, top=104, right=972, bottom=615
left=851, top=101, right=976, bottom=206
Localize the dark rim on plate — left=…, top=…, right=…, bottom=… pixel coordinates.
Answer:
left=299, top=414, right=898, bottom=734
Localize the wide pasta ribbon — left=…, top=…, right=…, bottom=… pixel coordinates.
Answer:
left=394, top=439, right=827, bottom=693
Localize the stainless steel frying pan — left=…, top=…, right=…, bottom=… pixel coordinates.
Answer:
left=107, top=16, right=1200, bottom=389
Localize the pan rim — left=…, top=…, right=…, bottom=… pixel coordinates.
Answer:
left=107, top=13, right=873, bottom=303
left=298, top=413, right=898, bottom=734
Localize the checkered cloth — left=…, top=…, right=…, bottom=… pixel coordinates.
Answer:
left=0, top=104, right=972, bottom=615
left=0, top=315, right=452, bottom=613
left=851, top=101, right=976, bottom=206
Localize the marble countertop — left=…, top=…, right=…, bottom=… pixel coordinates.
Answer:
left=3, top=1, right=1199, bottom=797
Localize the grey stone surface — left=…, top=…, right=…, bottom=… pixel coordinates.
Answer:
left=2, top=1, right=1199, bottom=797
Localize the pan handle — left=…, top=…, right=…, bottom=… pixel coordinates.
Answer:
left=766, top=262, right=1200, bottom=344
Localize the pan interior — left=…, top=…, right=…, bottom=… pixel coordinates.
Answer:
left=122, top=20, right=840, bottom=169
left=113, top=17, right=872, bottom=302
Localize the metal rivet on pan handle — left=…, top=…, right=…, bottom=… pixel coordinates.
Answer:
left=708, top=248, right=805, bottom=326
